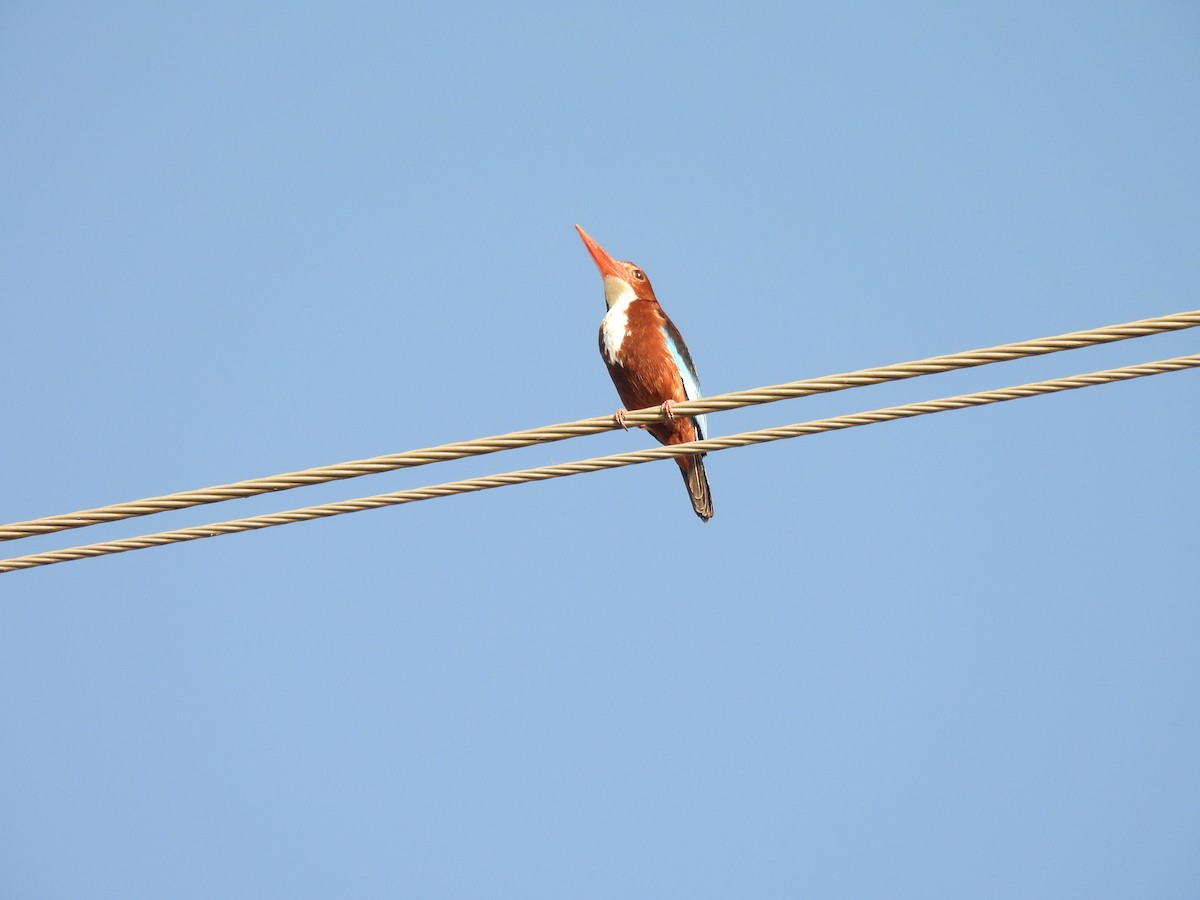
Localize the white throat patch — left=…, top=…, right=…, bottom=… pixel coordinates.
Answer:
left=602, top=275, right=635, bottom=310
left=600, top=276, right=635, bottom=363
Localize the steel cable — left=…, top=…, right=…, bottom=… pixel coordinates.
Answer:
left=2, top=353, right=1195, bottom=573
left=2, top=309, right=1198, bottom=542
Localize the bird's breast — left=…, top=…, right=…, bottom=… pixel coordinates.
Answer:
left=600, top=297, right=633, bottom=364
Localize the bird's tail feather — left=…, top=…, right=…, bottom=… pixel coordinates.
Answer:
left=679, top=456, right=713, bottom=522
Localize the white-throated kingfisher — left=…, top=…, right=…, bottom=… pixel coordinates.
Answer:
left=575, top=225, right=713, bottom=522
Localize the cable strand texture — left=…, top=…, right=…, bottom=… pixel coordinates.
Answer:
left=1, top=353, right=1196, bottom=573
left=2, top=309, right=1198, bottom=542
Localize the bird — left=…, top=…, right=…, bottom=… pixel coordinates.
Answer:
left=575, top=224, right=713, bottom=522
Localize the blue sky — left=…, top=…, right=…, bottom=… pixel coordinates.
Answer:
left=2, top=2, right=1198, bottom=897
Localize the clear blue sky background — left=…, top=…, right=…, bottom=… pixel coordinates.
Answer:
left=2, top=3, right=1198, bottom=897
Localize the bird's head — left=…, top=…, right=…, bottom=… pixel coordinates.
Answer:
left=575, top=224, right=657, bottom=309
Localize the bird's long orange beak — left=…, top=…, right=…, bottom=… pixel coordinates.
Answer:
left=575, top=225, right=626, bottom=282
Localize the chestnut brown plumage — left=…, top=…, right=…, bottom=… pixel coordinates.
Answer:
left=576, top=225, right=713, bottom=522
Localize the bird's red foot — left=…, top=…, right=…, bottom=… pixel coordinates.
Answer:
left=613, top=408, right=629, bottom=430
left=660, top=399, right=677, bottom=420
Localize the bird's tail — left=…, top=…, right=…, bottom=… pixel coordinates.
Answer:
left=677, top=455, right=713, bottom=522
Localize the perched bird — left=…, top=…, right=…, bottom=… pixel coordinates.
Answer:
left=575, top=225, right=713, bottom=522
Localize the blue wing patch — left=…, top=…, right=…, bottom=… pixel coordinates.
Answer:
left=660, top=321, right=708, bottom=441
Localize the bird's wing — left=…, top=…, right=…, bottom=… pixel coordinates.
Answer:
left=660, top=318, right=708, bottom=441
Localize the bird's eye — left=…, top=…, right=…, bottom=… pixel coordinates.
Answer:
left=633, top=269, right=646, bottom=280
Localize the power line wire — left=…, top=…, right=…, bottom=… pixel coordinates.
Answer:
left=2, top=309, right=1198, bottom=543
left=2, top=353, right=1195, bottom=574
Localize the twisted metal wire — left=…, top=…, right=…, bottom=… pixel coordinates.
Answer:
left=2, top=353, right=1196, bottom=574
left=2, top=309, right=1198, bottom=542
